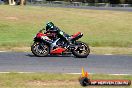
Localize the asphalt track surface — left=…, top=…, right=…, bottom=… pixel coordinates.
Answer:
left=69, top=7, right=132, bottom=12
left=64, top=6, right=132, bottom=12
left=0, top=52, right=132, bottom=74
left=40, top=5, right=132, bottom=12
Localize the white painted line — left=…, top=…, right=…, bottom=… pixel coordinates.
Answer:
left=0, top=51, right=7, bottom=52
left=0, top=72, right=35, bottom=74
left=14, top=72, right=36, bottom=73
left=0, top=72, right=10, bottom=73
left=0, top=72, right=131, bottom=75
left=66, top=73, right=81, bottom=75
left=66, top=73, right=132, bottom=75
left=106, top=73, right=130, bottom=75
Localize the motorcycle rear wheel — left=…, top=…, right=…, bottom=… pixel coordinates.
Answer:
left=72, top=41, right=90, bottom=58
left=31, top=42, right=49, bottom=57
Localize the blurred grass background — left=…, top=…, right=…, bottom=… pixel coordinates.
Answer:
left=0, top=5, right=132, bottom=48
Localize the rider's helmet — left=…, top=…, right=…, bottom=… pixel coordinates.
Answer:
left=46, top=22, right=54, bottom=31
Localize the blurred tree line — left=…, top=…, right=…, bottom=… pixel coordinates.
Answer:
left=3, top=0, right=132, bottom=5
left=46, top=0, right=132, bottom=4
left=67, top=0, right=132, bottom=4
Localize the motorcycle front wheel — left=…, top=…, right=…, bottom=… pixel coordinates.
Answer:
left=72, top=41, right=90, bottom=58
left=31, top=42, right=50, bottom=57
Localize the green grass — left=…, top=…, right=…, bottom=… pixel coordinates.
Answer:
left=0, top=5, right=132, bottom=48
left=0, top=73, right=131, bottom=88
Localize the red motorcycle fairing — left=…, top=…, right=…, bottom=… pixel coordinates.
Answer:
left=50, top=47, right=66, bottom=54
left=36, top=31, right=82, bottom=55
left=70, top=32, right=83, bottom=41
left=37, top=32, right=56, bottom=39
left=71, top=32, right=81, bottom=38
left=36, top=33, right=47, bottom=38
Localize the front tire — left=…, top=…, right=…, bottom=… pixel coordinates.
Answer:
left=72, top=41, right=90, bottom=58
left=31, top=42, right=50, bottom=57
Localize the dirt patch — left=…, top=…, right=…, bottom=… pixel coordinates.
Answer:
left=91, top=47, right=132, bottom=55
left=27, top=80, right=78, bottom=86
left=0, top=47, right=30, bottom=52
left=5, top=16, right=18, bottom=20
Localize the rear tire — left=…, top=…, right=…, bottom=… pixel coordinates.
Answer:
left=72, top=41, right=90, bottom=58
left=31, top=42, right=49, bottom=57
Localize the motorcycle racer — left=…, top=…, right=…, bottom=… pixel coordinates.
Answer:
left=45, top=22, right=72, bottom=44
left=31, top=22, right=90, bottom=57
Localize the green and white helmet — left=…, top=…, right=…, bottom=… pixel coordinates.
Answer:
left=46, top=22, right=54, bottom=31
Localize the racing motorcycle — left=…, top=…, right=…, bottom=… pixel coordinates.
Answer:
left=31, top=29, right=90, bottom=58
